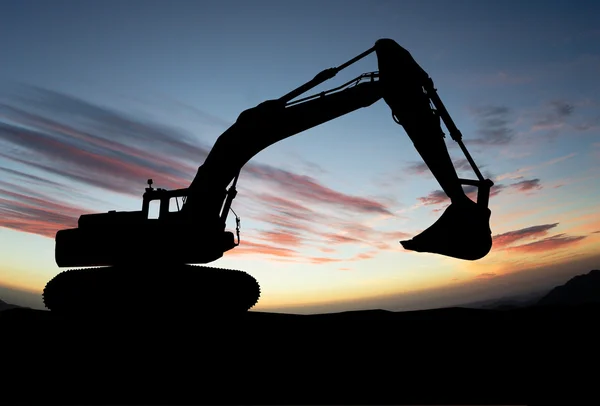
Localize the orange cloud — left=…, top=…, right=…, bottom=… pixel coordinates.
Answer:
left=476, top=272, right=497, bottom=279
left=225, top=240, right=299, bottom=258
left=309, top=257, right=344, bottom=264
left=255, top=229, right=304, bottom=247
left=353, top=251, right=376, bottom=260
left=506, top=234, right=587, bottom=254
left=492, top=223, right=559, bottom=248
left=322, top=233, right=363, bottom=244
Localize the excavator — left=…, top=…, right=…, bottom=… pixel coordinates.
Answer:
left=42, top=39, right=495, bottom=316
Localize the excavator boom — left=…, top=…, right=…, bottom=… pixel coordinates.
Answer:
left=183, top=73, right=383, bottom=220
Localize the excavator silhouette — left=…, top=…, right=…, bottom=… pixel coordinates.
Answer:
left=43, top=39, right=494, bottom=316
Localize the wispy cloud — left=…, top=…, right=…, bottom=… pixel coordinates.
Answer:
left=493, top=223, right=559, bottom=249
left=0, top=85, right=403, bottom=265
left=405, top=158, right=474, bottom=176
left=473, top=71, right=533, bottom=86
left=509, top=178, right=542, bottom=192
left=530, top=99, right=575, bottom=133
left=467, top=105, right=515, bottom=145
left=417, top=184, right=506, bottom=207
left=240, top=191, right=410, bottom=258
left=0, top=89, right=207, bottom=196
left=0, top=185, right=84, bottom=238
left=492, top=223, right=587, bottom=254
left=526, top=98, right=600, bottom=137
left=496, top=153, right=577, bottom=181
left=476, top=272, right=497, bottom=279
left=505, top=234, right=587, bottom=254
left=244, top=164, right=392, bottom=216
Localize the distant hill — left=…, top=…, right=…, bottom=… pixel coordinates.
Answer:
left=537, top=269, right=600, bottom=306
left=459, top=289, right=550, bottom=310
left=0, top=299, right=24, bottom=311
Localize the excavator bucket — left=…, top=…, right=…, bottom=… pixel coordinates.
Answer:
left=400, top=199, right=492, bottom=261
left=400, top=180, right=494, bottom=261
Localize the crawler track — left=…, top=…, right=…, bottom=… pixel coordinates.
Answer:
left=42, top=265, right=261, bottom=317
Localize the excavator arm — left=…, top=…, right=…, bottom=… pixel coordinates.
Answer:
left=180, top=38, right=494, bottom=261
left=182, top=71, right=383, bottom=223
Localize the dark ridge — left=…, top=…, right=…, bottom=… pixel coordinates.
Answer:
left=537, top=268, right=600, bottom=306
left=0, top=298, right=24, bottom=311
left=2, top=302, right=599, bottom=405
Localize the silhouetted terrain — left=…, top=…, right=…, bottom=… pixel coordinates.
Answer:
left=0, top=298, right=24, bottom=311
left=537, top=268, right=600, bottom=306
left=3, top=271, right=600, bottom=405
left=460, top=289, right=550, bottom=310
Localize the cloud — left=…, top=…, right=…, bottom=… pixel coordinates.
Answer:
left=509, top=178, right=542, bottom=192
left=492, top=223, right=559, bottom=249
left=226, top=240, right=300, bottom=258
left=492, top=223, right=587, bottom=254
left=308, top=256, right=344, bottom=264
left=244, top=164, right=393, bottom=216
left=405, top=158, right=473, bottom=176
left=506, top=234, right=587, bottom=254
left=0, top=186, right=84, bottom=238
left=496, top=153, right=577, bottom=181
left=255, top=229, right=304, bottom=247
left=467, top=105, right=515, bottom=145
left=418, top=184, right=506, bottom=207
left=418, top=190, right=450, bottom=206
left=0, top=92, right=206, bottom=196
left=0, top=84, right=402, bottom=265
left=531, top=100, right=574, bottom=132
left=476, top=272, right=496, bottom=279
left=0, top=166, right=66, bottom=189
left=242, top=191, right=410, bottom=258
left=527, top=99, right=600, bottom=137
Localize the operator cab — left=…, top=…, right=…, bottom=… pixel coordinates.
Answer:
left=77, top=179, right=187, bottom=229
left=142, top=179, right=187, bottom=221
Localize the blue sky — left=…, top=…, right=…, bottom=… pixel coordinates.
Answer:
left=1, top=0, right=599, bottom=312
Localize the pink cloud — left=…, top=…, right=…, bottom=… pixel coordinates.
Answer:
left=509, top=178, right=542, bottom=192
left=255, top=229, right=304, bottom=247
left=225, top=240, right=299, bottom=258
left=492, top=223, right=559, bottom=248
left=0, top=85, right=407, bottom=266
left=418, top=184, right=506, bottom=206
left=506, top=233, right=586, bottom=254
left=0, top=188, right=84, bottom=238
left=245, top=164, right=392, bottom=216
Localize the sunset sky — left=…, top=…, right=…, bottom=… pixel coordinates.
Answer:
left=1, top=0, right=599, bottom=313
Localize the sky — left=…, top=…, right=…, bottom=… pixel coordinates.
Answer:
left=0, top=0, right=599, bottom=313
